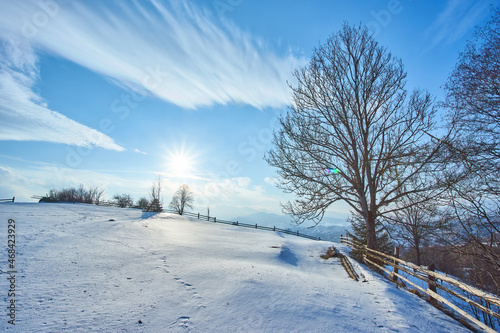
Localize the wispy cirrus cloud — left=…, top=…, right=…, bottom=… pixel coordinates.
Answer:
left=0, top=0, right=303, bottom=110
left=0, top=37, right=125, bottom=150
left=133, top=148, right=148, bottom=155
left=425, top=0, right=490, bottom=47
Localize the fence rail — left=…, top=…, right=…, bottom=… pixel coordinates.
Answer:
left=340, top=235, right=500, bottom=332
left=97, top=200, right=121, bottom=207
left=0, top=197, right=15, bottom=202
left=166, top=210, right=321, bottom=241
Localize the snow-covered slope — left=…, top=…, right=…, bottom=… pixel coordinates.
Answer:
left=0, top=203, right=470, bottom=332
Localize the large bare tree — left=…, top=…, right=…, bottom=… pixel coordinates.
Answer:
left=266, top=24, right=443, bottom=250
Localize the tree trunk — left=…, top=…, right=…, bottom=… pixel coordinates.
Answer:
left=366, top=211, right=377, bottom=250
left=415, top=241, right=421, bottom=266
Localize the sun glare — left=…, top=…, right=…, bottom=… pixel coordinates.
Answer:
left=167, top=150, right=195, bottom=176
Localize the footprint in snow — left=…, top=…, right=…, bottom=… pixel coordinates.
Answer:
left=169, top=316, right=191, bottom=329
left=174, top=277, right=196, bottom=291
left=173, top=277, right=205, bottom=308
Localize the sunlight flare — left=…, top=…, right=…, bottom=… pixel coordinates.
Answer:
left=166, top=147, right=197, bottom=177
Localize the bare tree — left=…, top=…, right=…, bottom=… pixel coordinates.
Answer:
left=444, top=7, right=500, bottom=179
left=148, top=175, right=163, bottom=212
left=137, top=197, right=150, bottom=210
left=439, top=189, right=500, bottom=295
left=88, top=187, right=97, bottom=204
left=63, top=187, right=77, bottom=202
left=266, top=23, right=443, bottom=250
left=77, top=184, right=86, bottom=203
left=91, top=187, right=105, bottom=205
left=384, top=194, right=443, bottom=266
left=441, top=8, right=500, bottom=296
left=442, top=7, right=500, bottom=197
left=48, top=189, right=58, bottom=202
left=113, top=193, right=133, bottom=208
left=169, top=184, right=194, bottom=215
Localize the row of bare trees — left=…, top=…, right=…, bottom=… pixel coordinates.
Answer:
left=266, top=9, right=500, bottom=300
left=43, top=177, right=195, bottom=215
left=44, top=186, right=140, bottom=208
left=44, top=185, right=105, bottom=204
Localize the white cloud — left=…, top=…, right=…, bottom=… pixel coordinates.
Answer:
left=0, top=162, right=153, bottom=202
left=186, top=175, right=279, bottom=211
left=0, top=37, right=125, bottom=150
left=0, top=0, right=303, bottom=110
left=0, top=166, right=34, bottom=201
left=264, top=176, right=277, bottom=185
left=133, top=148, right=148, bottom=155
left=425, top=0, right=490, bottom=47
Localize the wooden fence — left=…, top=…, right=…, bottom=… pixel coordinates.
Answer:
left=166, top=210, right=321, bottom=241
left=0, top=197, right=15, bottom=202
left=97, top=200, right=122, bottom=207
left=340, top=235, right=500, bottom=332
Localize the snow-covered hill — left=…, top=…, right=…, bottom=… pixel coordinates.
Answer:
left=0, top=203, right=470, bottom=332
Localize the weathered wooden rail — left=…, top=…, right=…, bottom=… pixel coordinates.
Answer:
left=0, top=197, right=15, bottom=202
left=340, top=235, right=500, bottom=332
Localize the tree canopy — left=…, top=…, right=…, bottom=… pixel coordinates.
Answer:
left=266, top=24, right=443, bottom=249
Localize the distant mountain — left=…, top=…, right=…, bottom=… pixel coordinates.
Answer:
left=232, top=212, right=293, bottom=229
left=295, top=224, right=350, bottom=242
left=233, top=212, right=347, bottom=227
left=232, top=212, right=350, bottom=242
left=209, top=204, right=261, bottom=219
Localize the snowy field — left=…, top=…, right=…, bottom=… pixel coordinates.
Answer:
left=0, top=203, right=471, bottom=332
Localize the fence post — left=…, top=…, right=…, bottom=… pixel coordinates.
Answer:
left=273, top=226, right=275, bottom=231
left=236, top=221, right=238, bottom=226
left=255, top=224, right=257, bottom=229
left=214, top=217, right=216, bottom=223
left=197, top=213, right=200, bottom=219
left=393, top=247, right=399, bottom=283
left=340, top=234, right=343, bottom=244
left=427, top=263, right=438, bottom=306
left=12, top=197, right=15, bottom=202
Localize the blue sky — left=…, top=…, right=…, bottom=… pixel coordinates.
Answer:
left=0, top=0, right=496, bottom=221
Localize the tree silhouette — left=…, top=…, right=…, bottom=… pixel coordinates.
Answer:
left=169, top=184, right=194, bottom=215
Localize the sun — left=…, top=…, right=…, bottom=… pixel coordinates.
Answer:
left=167, top=149, right=196, bottom=177
left=170, top=153, right=192, bottom=174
